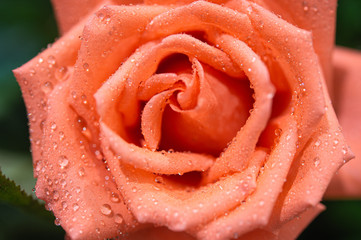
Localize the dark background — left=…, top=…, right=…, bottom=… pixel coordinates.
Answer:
left=0, top=0, right=360, bottom=239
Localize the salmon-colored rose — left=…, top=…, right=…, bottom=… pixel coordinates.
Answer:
left=14, top=0, right=360, bottom=239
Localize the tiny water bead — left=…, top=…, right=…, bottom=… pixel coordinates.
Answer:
left=313, top=157, right=320, bottom=167
left=100, top=204, right=113, bottom=216
left=50, top=122, right=57, bottom=131
left=114, top=214, right=124, bottom=224
left=59, top=155, right=69, bottom=169
left=47, top=55, right=56, bottom=65
left=42, top=81, right=53, bottom=94
left=55, top=66, right=69, bottom=81
left=29, top=68, right=36, bottom=76
left=62, top=201, right=68, bottom=210
left=83, top=63, right=90, bottom=72
left=73, top=203, right=80, bottom=212
left=78, top=167, right=85, bottom=177
left=110, top=193, right=120, bottom=203
left=59, top=131, right=65, bottom=141
left=53, top=190, right=60, bottom=201
left=54, top=218, right=61, bottom=226
left=154, top=176, right=163, bottom=184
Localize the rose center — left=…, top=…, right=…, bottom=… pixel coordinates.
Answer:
left=139, top=53, right=254, bottom=156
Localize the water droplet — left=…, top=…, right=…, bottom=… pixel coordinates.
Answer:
left=75, top=187, right=81, bottom=194
left=98, top=12, right=105, bottom=20
left=110, top=193, right=120, bottom=203
left=81, top=95, right=88, bottom=105
left=83, top=63, right=90, bottom=72
left=60, top=179, right=67, bottom=188
left=62, top=201, right=68, bottom=210
left=342, top=148, right=347, bottom=155
left=78, top=167, right=85, bottom=177
left=100, top=204, right=112, bottom=216
left=154, top=176, right=163, bottom=184
left=54, top=218, right=61, bottom=226
left=53, top=142, right=58, bottom=150
left=47, top=178, right=53, bottom=186
left=59, top=155, right=69, bottom=169
left=313, top=157, right=320, bottom=167
left=41, top=81, right=53, bottom=94
left=48, top=55, right=56, bottom=65
left=59, top=131, right=65, bottom=141
left=247, top=6, right=252, bottom=13
left=114, top=214, right=123, bottom=224
left=53, top=191, right=60, bottom=201
left=29, top=68, right=36, bottom=76
left=50, top=122, right=57, bottom=131
left=81, top=126, right=92, bottom=139
left=55, top=66, right=69, bottom=81
left=73, top=203, right=79, bottom=212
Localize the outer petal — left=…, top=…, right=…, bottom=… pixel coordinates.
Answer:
left=197, top=122, right=298, bottom=240
left=51, top=0, right=143, bottom=34
left=276, top=204, right=325, bottom=240
left=69, top=5, right=169, bottom=148
left=36, top=82, right=140, bottom=240
left=325, top=47, right=361, bottom=198
left=244, top=0, right=337, bottom=88
left=13, top=21, right=83, bottom=178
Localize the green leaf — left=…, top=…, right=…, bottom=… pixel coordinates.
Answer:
left=0, top=168, right=53, bottom=221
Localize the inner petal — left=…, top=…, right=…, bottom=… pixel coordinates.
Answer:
left=159, top=60, right=253, bottom=156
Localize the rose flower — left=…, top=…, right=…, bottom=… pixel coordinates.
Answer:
left=13, top=0, right=361, bottom=239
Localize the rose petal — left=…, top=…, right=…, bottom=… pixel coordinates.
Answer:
left=143, top=1, right=252, bottom=43
left=247, top=2, right=326, bottom=146
left=222, top=204, right=323, bottom=240
left=128, top=226, right=196, bottom=240
left=325, top=47, right=361, bottom=198
left=226, top=0, right=337, bottom=87
left=13, top=22, right=82, bottom=177
left=138, top=73, right=180, bottom=100
left=69, top=4, right=169, bottom=146
left=197, top=122, right=298, bottom=240
left=141, top=89, right=178, bottom=150
left=101, top=123, right=214, bottom=174
left=34, top=82, right=139, bottom=240
left=95, top=33, right=242, bottom=137
left=276, top=204, right=325, bottom=239
left=244, top=3, right=352, bottom=226
left=205, top=34, right=274, bottom=182
left=102, top=137, right=267, bottom=232
left=162, top=59, right=252, bottom=155
left=52, top=0, right=144, bottom=34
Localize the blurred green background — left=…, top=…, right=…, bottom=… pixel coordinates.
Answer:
left=0, top=0, right=360, bottom=239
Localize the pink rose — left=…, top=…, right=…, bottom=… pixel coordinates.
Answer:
left=14, top=0, right=360, bottom=239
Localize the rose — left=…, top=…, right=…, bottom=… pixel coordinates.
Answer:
left=14, top=0, right=358, bottom=239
